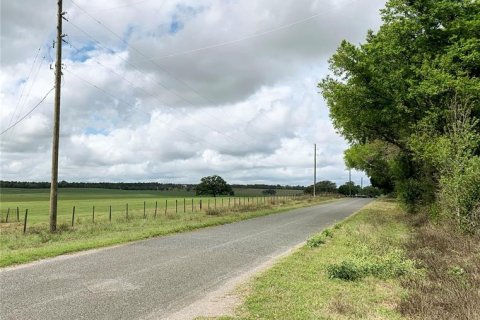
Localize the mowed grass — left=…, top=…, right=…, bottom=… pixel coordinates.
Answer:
left=0, top=187, right=333, bottom=268
left=211, top=199, right=414, bottom=320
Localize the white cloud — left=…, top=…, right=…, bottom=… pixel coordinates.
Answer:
left=0, top=0, right=386, bottom=186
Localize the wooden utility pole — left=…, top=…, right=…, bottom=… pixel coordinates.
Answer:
left=313, top=144, right=316, bottom=197
left=348, top=168, right=352, bottom=197
left=49, top=0, right=64, bottom=232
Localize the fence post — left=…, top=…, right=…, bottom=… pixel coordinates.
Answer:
left=6, top=208, right=10, bottom=223
left=215, top=198, right=217, bottom=209
left=229, top=198, right=231, bottom=208
left=92, top=205, right=95, bottom=223
left=17, top=207, right=19, bottom=222
left=208, top=199, right=210, bottom=209
left=165, top=199, right=168, bottom=216
left=184, top=198, right=186, bottom=213
left=176, top=200, right=178, bottom=213
left=200, top=199, right=202, bottom=211
left=126, top=203, right=129, bottom=219
left=154, top=201, right=158, bottom=218
left=72, top=206, right=75, bottom=227
left=109, top=205, right=112, bottom=222
left=191, top=199, right=194, bottom=212
left=144, top=201, right=146, bottom=219
left=23, top=209, right=28, bottom=234
left=222, top=198, right=224, bottom=208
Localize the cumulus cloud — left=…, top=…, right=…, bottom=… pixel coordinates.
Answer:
left=0, top=0, right=385, bottom=186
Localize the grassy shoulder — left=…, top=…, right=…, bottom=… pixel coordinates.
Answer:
left=0, top=196, right=334, bottom=268
left=210, top=199, right=414, bottom=320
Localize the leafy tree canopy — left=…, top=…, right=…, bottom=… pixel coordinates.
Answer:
left=338, top=182, right=362, bottom=196
left=320, top=0, right=480, bottom=211
left=196, top=175, right=234, bottom=197
left=304, top=180, right=337, bottom=195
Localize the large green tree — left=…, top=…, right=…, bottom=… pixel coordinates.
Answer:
left=196, top=175, right=234, bottom=197
left=320, top=0, right=480, bottom=215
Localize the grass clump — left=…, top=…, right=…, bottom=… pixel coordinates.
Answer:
left=327, top=250, right=415, bottom=281
left=327, top=261, right=363, bottom=281
left=306, top=228, right=334, bottom=248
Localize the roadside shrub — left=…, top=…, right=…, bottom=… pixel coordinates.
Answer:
left=307, top=228, right=334, bottom=248
left=327, top=250, right=415, bottom=281
left=307, top=234, right=326, bottom=248
left=364, top=250, right=414, bottom=279
left=322, top=228, right=334, bottom=238
left=410, top=97, right=480, bottom=232
left=205, top=208, right=224, bottom=216
left=439, top=157, right=480, bottom=233
left=327, top=261, right=363, bottom=281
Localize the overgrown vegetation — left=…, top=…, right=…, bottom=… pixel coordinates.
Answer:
left=399, top=214, right=480, bottom=319
left=320, top=0, right=480, bottom=231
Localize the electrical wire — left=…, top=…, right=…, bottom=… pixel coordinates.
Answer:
left=69, top=0, right=218, bottom=107
left=144, top=11, right=329, bottom=61
left=63, top=32, right=246, bottom=144
left=0, top=87, right=55, bottom=136
left=6, top=47, right=42, bottom=128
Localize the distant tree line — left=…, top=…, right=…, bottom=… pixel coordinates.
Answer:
left=304, top=180, right=382, bottom=197
left=0, top=180, right=305, bottom=192
left=0, top=180, right=197, bottom=190
left=230, top=184, right=305, bottom=190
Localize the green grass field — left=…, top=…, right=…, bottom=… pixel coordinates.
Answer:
left=0, top=188, right=302, bottom=226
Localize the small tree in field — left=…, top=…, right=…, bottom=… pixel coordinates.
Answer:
left=196, top=175, right=234, bottom=197
left=262, top=188, right=276, bottom=196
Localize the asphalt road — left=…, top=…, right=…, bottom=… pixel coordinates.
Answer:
left=0, top=198, right=372, bottom=319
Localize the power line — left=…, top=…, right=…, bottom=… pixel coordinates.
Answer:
left=13, top=56, right=47, bottom=126
left=6, top=47, right=43, bottom=128
left=144, top=11, right=328, bottom=62
left=66, top=0, right=306, bottom=142
left=65, top=19, right=201, bottom=108
left=69, top=0, right=218, bottom=107
left=0, top=87, right=55, bottom=136
left=64, top=20, right=255, bottom=140
left=66, top=1, right=314, bottom=140
left=64, top=35, right=247, bottom=144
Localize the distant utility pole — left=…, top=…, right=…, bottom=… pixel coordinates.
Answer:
left=313, top=144, right=317, bottom=198
left=361, top=177, right=363, bottom=189
left=49, top=0, right=66, bottom=232
left=348, top=168, right=352, bottom=197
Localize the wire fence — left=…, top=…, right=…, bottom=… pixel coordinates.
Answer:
left=0, top=195, right=331, bottom=234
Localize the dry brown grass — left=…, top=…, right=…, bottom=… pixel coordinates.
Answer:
left=399, top=214, right=480, bottom=320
